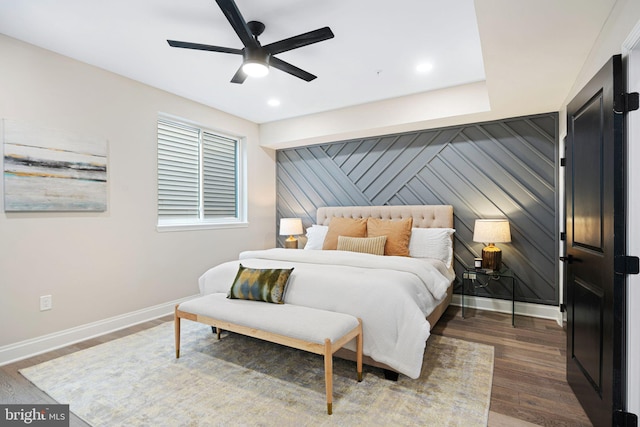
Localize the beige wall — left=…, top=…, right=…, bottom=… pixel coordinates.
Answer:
left=259, top=81, right=492, bottom=149
left=0, top=35, right=276, bottom=347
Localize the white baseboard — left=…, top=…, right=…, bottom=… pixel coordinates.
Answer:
left=451, top=294, right=564, bottom=327
left=1, top=294, right=563, bottom=367
left=0, top=295, right=198, bottom=367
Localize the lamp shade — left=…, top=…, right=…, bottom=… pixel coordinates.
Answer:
left=473, top=219, right=511, bottom=243
left=279, top=218, right=303, bottom=236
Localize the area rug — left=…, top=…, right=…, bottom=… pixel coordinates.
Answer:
left=20, top=320, right=494, bottom=426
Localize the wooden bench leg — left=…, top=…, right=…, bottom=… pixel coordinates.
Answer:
left=356, top=320, right=363, bottom=382
left=324, top=338, right=333, bottom=415
left=174, top=305, right=181, bottom=359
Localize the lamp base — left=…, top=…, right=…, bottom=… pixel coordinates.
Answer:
left=284, top=236, right=298, bottom=249
left=481, top=244, right=502, bottom=270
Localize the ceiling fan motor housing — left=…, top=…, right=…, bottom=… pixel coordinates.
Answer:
left=242, top=47, right=271, bottom=77
left=243, top=47, right=271, bottom=66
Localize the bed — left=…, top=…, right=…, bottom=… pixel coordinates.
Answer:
left=198, top=205, right=455, bottom=379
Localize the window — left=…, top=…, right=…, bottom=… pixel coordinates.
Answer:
left=157, top=117, right=246, bottom=230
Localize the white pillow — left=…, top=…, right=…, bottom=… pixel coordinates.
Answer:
left=409, top=228, right=455, bottom=267
left=303, top=225, right=328, bottom=250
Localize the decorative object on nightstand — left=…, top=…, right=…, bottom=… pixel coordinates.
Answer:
left=473, top=219, right=511, bottom=270
left=280, top=218, right=303, bottom=249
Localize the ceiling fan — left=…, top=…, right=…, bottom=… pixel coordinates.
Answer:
left=167, top=0, right=334, bottom=84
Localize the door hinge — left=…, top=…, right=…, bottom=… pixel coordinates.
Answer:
left=615, top=255, right=640, bottom=275
left=560, top=303, right=566, bottom=313
left=560, top=232, right=566, bottom=241
left=613, top=410, right=637, bottom=427
left=614, top=92, right=640, bottom=114
left=560, top=158, right=566, bottom=167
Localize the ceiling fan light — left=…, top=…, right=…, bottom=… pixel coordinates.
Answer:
left=242, top=60, right=269, bottom=78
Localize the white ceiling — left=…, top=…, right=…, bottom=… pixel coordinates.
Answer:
left=0, top=0, right=617, bottom=125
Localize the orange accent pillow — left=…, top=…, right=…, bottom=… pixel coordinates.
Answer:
left=322, top=217, right=368, bottom=250
left=367, top=217, right=413, bottom=256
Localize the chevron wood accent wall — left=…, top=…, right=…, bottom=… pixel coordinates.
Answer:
left=276, top=112, right=559, bottom=305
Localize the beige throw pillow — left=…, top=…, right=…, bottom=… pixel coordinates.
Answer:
left=337, top=235, right=387, bottom=256
left=367, top=217, right=413, bottom=256
left=322, top=217, right=367, bottom=250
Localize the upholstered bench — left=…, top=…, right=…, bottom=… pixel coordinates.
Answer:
left=174, top=293, right=363, bottom=415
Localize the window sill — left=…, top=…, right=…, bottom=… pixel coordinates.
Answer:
left=157, top=221, right=249, bottom=232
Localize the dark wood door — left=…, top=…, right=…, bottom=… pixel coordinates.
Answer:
left=565, top=54, right=631, bottom=427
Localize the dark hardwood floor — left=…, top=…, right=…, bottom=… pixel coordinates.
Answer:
left=0, top=307, right=591, bottom=426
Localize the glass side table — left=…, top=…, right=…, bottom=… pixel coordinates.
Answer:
left=462, top=266, right=516, bottom=327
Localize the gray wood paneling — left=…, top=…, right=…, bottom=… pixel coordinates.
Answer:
left=276, top=113, right=559, bottom=305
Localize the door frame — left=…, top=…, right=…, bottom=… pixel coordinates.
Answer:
left=623, top=20, right=640, bottom=417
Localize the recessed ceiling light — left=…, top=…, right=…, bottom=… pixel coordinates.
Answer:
left=416, top=62, right=434, bottom=73
left=267, top=99, right=281, bottom=107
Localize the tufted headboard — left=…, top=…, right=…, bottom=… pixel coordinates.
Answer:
left=316, top=205, right=453, bottom=229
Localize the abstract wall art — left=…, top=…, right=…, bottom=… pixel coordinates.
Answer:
left=2, top=119, right=108, bottom=212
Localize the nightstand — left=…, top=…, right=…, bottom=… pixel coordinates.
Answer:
left=462, top=266, right=516, bottom=327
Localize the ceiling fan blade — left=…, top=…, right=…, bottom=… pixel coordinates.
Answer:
left=264, top=27, right=334, bottom=55
left=230, top=66, right=248, bottom=84
left=167, top=40, right=242, bottom=55
left=270, top=57, right=317, bottom=82
left=215, top=0, right=258, bottom=49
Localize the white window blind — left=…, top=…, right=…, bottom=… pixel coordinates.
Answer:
left=157, top=118, right=243, bottom=228
left=158, top=120, right=200, bottom=218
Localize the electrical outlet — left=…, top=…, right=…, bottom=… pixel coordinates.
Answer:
left=40, top=295, right=52, bottom=311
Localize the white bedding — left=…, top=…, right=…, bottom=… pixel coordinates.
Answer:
left=198, top=248, right=454, bottom=379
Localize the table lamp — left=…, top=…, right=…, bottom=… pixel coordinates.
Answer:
left=280, top=218, right=303, bottom=249
left=473, top=219, right=511, bottom=270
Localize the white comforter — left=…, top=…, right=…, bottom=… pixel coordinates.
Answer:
left=198, top=248, right=454, bottom=379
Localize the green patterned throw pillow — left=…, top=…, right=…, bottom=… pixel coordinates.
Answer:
left=228, top=264, right=294, bottom=304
